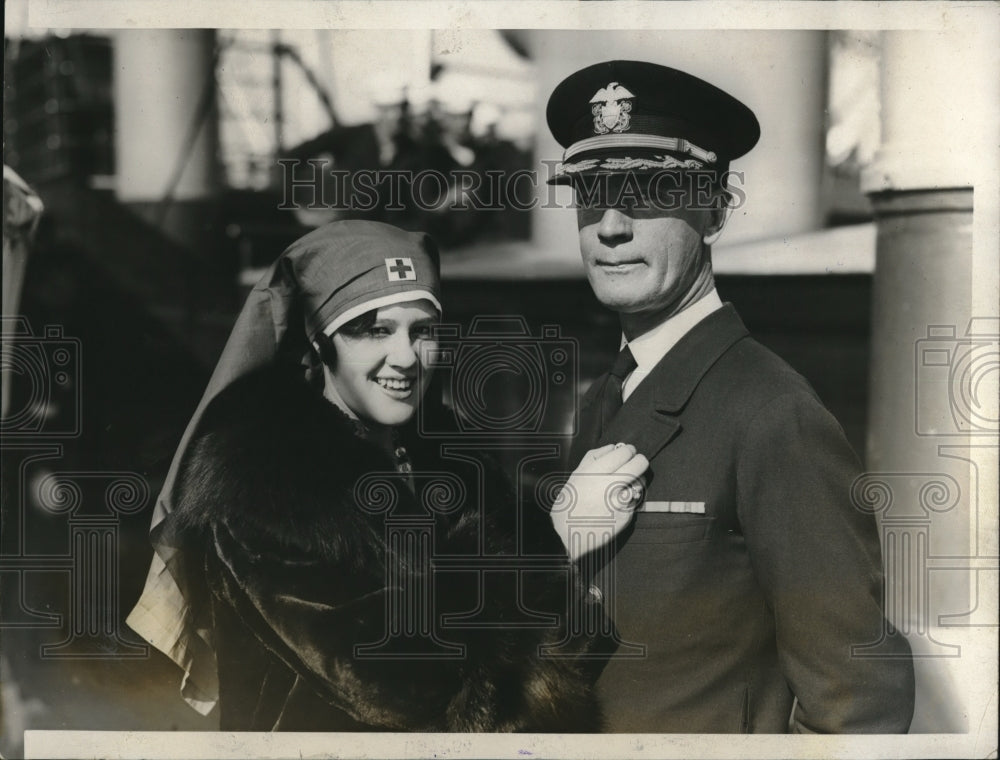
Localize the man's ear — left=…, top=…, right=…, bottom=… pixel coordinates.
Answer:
left=703, top=201, right=731, bottom=246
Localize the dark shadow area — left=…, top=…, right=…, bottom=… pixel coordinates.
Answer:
left=1, top=216, right=219, bottom=758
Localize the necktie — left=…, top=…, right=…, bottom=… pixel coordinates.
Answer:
left=601, top=345, right=637, bottom=431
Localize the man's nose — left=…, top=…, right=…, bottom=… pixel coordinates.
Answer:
left=597, top=208, right=633, bottom=246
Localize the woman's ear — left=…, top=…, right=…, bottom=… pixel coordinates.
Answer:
left=314, top=334, right=337, bottom=369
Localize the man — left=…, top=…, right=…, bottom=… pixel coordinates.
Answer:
left=546, top=60, right=915, bottom=733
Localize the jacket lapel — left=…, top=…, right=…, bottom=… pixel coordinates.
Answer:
left=601, top=402, right=681, bottom=461
left=584, top=304, right=750, bottom=462
left=570, top=377, right=607, bottom=466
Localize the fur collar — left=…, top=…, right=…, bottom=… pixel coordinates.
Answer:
left=173, top=363, right=391, bottom=568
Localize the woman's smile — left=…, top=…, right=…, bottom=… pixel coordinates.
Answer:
left=374, top=375, right=415, bottom=397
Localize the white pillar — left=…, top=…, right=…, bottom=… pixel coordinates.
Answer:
left=863, top=29, right=999, bottom=734
left=114, top=30, right=218, bottom=202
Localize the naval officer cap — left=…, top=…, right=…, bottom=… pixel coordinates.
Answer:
left=546, top=60, right=760, bottom=184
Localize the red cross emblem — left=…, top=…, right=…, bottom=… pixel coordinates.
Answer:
left=385, top=257, right=416, bottom=281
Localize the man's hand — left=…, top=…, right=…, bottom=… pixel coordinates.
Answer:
left=551, top=443, right=649, bottom=561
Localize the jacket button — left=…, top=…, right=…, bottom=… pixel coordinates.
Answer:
left=588, top=584, right=603, bottom=603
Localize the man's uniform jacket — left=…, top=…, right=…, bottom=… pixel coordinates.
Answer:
left=171, top=364, right=606, bottom=731
left=570, top=304, right=915, bottom=733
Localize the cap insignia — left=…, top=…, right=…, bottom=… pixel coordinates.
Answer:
left=590, top=82, right=635, bottom=135
left=385, top=257, right=416, bottom=281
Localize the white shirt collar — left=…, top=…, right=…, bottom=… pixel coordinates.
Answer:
left=620, top=289, right=724, bottom=401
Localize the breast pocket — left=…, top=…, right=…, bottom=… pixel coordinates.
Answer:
left=628, top=512, right=715, bottom=545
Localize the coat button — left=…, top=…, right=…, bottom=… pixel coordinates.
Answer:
left=587, top=584, right=603, bottom=603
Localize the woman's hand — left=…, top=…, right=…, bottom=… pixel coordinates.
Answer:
left=550, top=443, right=649, bottom=561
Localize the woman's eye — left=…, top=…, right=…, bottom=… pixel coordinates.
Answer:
left=369, top=326, right=392, bottom=338
left=412, top=325, right=433, bottom=339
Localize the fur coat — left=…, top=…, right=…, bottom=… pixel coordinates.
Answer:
left=170, top=363, right=610, bottom=731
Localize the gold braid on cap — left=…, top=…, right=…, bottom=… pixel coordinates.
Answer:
left=556, top=154, right=707, bottom=176
left=564, top=134, right=718, bottom=164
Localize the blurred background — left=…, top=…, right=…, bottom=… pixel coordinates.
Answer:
left=1, top=26, right=996, bottom=756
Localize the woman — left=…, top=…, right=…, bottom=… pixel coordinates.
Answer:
left=128, top=221, right=642, bottom=732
